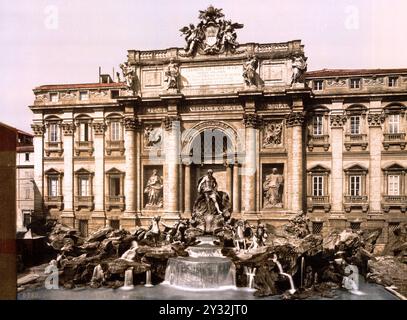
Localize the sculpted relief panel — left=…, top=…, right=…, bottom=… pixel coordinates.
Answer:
left=262, top=121, right=284, bottom=148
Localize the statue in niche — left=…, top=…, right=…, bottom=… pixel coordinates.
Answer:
left=243, top=55, right=259, bottom=86
left=263, top=122, right=282, bottom=147
left=291, top=56, right=307, bottom=85
left=263, top=168, right=284, bottom=208
left=144, top=125, right=162, bottom=147
left=191, top=169, right=231, bottom=234
left=144, top=169, right=163, bottom=208
left=164, top=58, right=180, bottom=90
left=120, top=61, right=136, bottom=90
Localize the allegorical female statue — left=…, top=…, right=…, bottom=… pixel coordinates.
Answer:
left=144, top=169, right=163, bottom=208
left=263, top=168, right=284, bottom=208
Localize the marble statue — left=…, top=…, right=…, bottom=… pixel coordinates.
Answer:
left=291, top=56, right=307, bottom=84
left=144, top=169, right=163, bottom=208
left=243, top=55, right=258, bottom=86
left=263, top=122, right=282, bottom=147
left=263, top=168, right=284, bottom=208
left=164, top=59, right=180, bottom=90
left=144, top=125, right=162, bottom=147
left=120, top=61, right=136, bottom=90
left=197, top=169, right=222, bottom=214
left=191, top=169, right=231, bottom=234
left=179, top=6, right=243, bottom=56
left=144, top=216, right=161, bottom=246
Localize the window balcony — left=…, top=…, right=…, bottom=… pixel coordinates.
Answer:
left=45, top=141, right=63, bottom=156
left=307, top=134, right=330, bottom=151
left=382, top=195, right=407, bottom=213
left=44, top=195, right=63, bottom=210
left=74, top=141, right=94, bottom=156
left=383, top=132, right=406, bottom=150
left=307, top=195, right=331, bottom=212
left=74, top=195, right=94, bottom=210
left=106, top=140, right=125, bottom=156
left=343, top=195, right=368, bottom=213
left=105, top=195, right=125, bottom=211
left=344, top=134, right=368, bottom=151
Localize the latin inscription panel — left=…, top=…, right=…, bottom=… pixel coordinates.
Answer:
left=181, top=65, right=243, bottom=86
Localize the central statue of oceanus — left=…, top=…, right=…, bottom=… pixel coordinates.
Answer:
left=190, top=169, right=231, bottom=234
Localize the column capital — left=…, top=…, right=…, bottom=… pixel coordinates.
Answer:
left=163, top=115, right=181, bottom=131
left=243, top=113, right=262, bottom=128
left=124, top=116, right=140, bottom=131
left=31, top=124, right=45, bottom=136
left=367, top=112, right=385, bottom=127
left=61, top=122, right=75, bottom=136
left=92, top=121, right=107, bottom=135
left=286, top=111, right=305, bottom=127
left=330, top=114, right=347, bottom=128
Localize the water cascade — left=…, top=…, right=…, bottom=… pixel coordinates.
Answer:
left=244, top=266, right=256, bottom=290
left=300, top=256, right=305, bottom=288
left=272, top=254, right=296, bottom=294
left=145, top=270, right=153, bottom=288
left=121, top=267, right=134, bottom=290
left=163, top=236, right=236, bottom=290
left=90, top=264, right=104, bottom=287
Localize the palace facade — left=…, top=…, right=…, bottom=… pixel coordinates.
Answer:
left=30, top=7, right=406, bottom=246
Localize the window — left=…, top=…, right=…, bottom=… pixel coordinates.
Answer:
left=388, top=77, right=398, bottom=87
left=78, top=176, right=89, bottom=196
left=312, top=222, right=323, bottom=235
left=49, top=124, right=59, bottom=142
left=111, top=90, right=120, bottom=99
left=79, top=220, right=88, bottom=237
left=110, top=220, right=120, bottom=230
left=25, top=153, right=30, bottom=161
left=388, top=175, right=400, bottom=196
left=110, top=176, right=121, bottom=196
left=313, top=115, right=323, bottom=135
left=312, top=176, right=324, bottom=196
left=350, top=176, right=361, bottom=196
left=350, top=78, right=361, bottom=89
left=48, top=176, right=59, bottom=196
left=25, top=188, right=30, bottom=200
left=388, top=114, right=400, bottom=134
left=23, top=211, right=31, bottom=227
left=350, top=222, right=361, bottom=231
left=313, top=80, right=323, bottom=91
left=79, top=91, right=89, bottom=101
left=110, top=121, right=121, bottom=141
left=79, top=123, right=90, bottom=141
left=50, top=93, right=58, bottom=102
left=350, top=116, right=360, bottom=134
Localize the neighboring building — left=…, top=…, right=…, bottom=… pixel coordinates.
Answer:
left=29, top=7, right=406, bottom=245
left=0, top=123, right=35, bottom=232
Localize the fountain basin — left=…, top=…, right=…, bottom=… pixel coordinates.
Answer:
left=164, top=256, right=236, bottom=290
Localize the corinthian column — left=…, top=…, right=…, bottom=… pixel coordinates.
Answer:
left=31, top=123, right=45, bottom=220
left=286, top=111, right=305, bottom=213
left=233, top=161, right=241, bottom=214
left=243, top=114, right=261, bottom=214
left=124, top=116, right=137, bottom=215
left=163, top=116, right=181, bottom=217
left=61, top=122, right=75, bottom=227
left=184, top=163, right=191, bottom=215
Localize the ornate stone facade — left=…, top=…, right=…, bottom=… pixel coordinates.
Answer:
left=30, top=6, right=407, bottom=247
